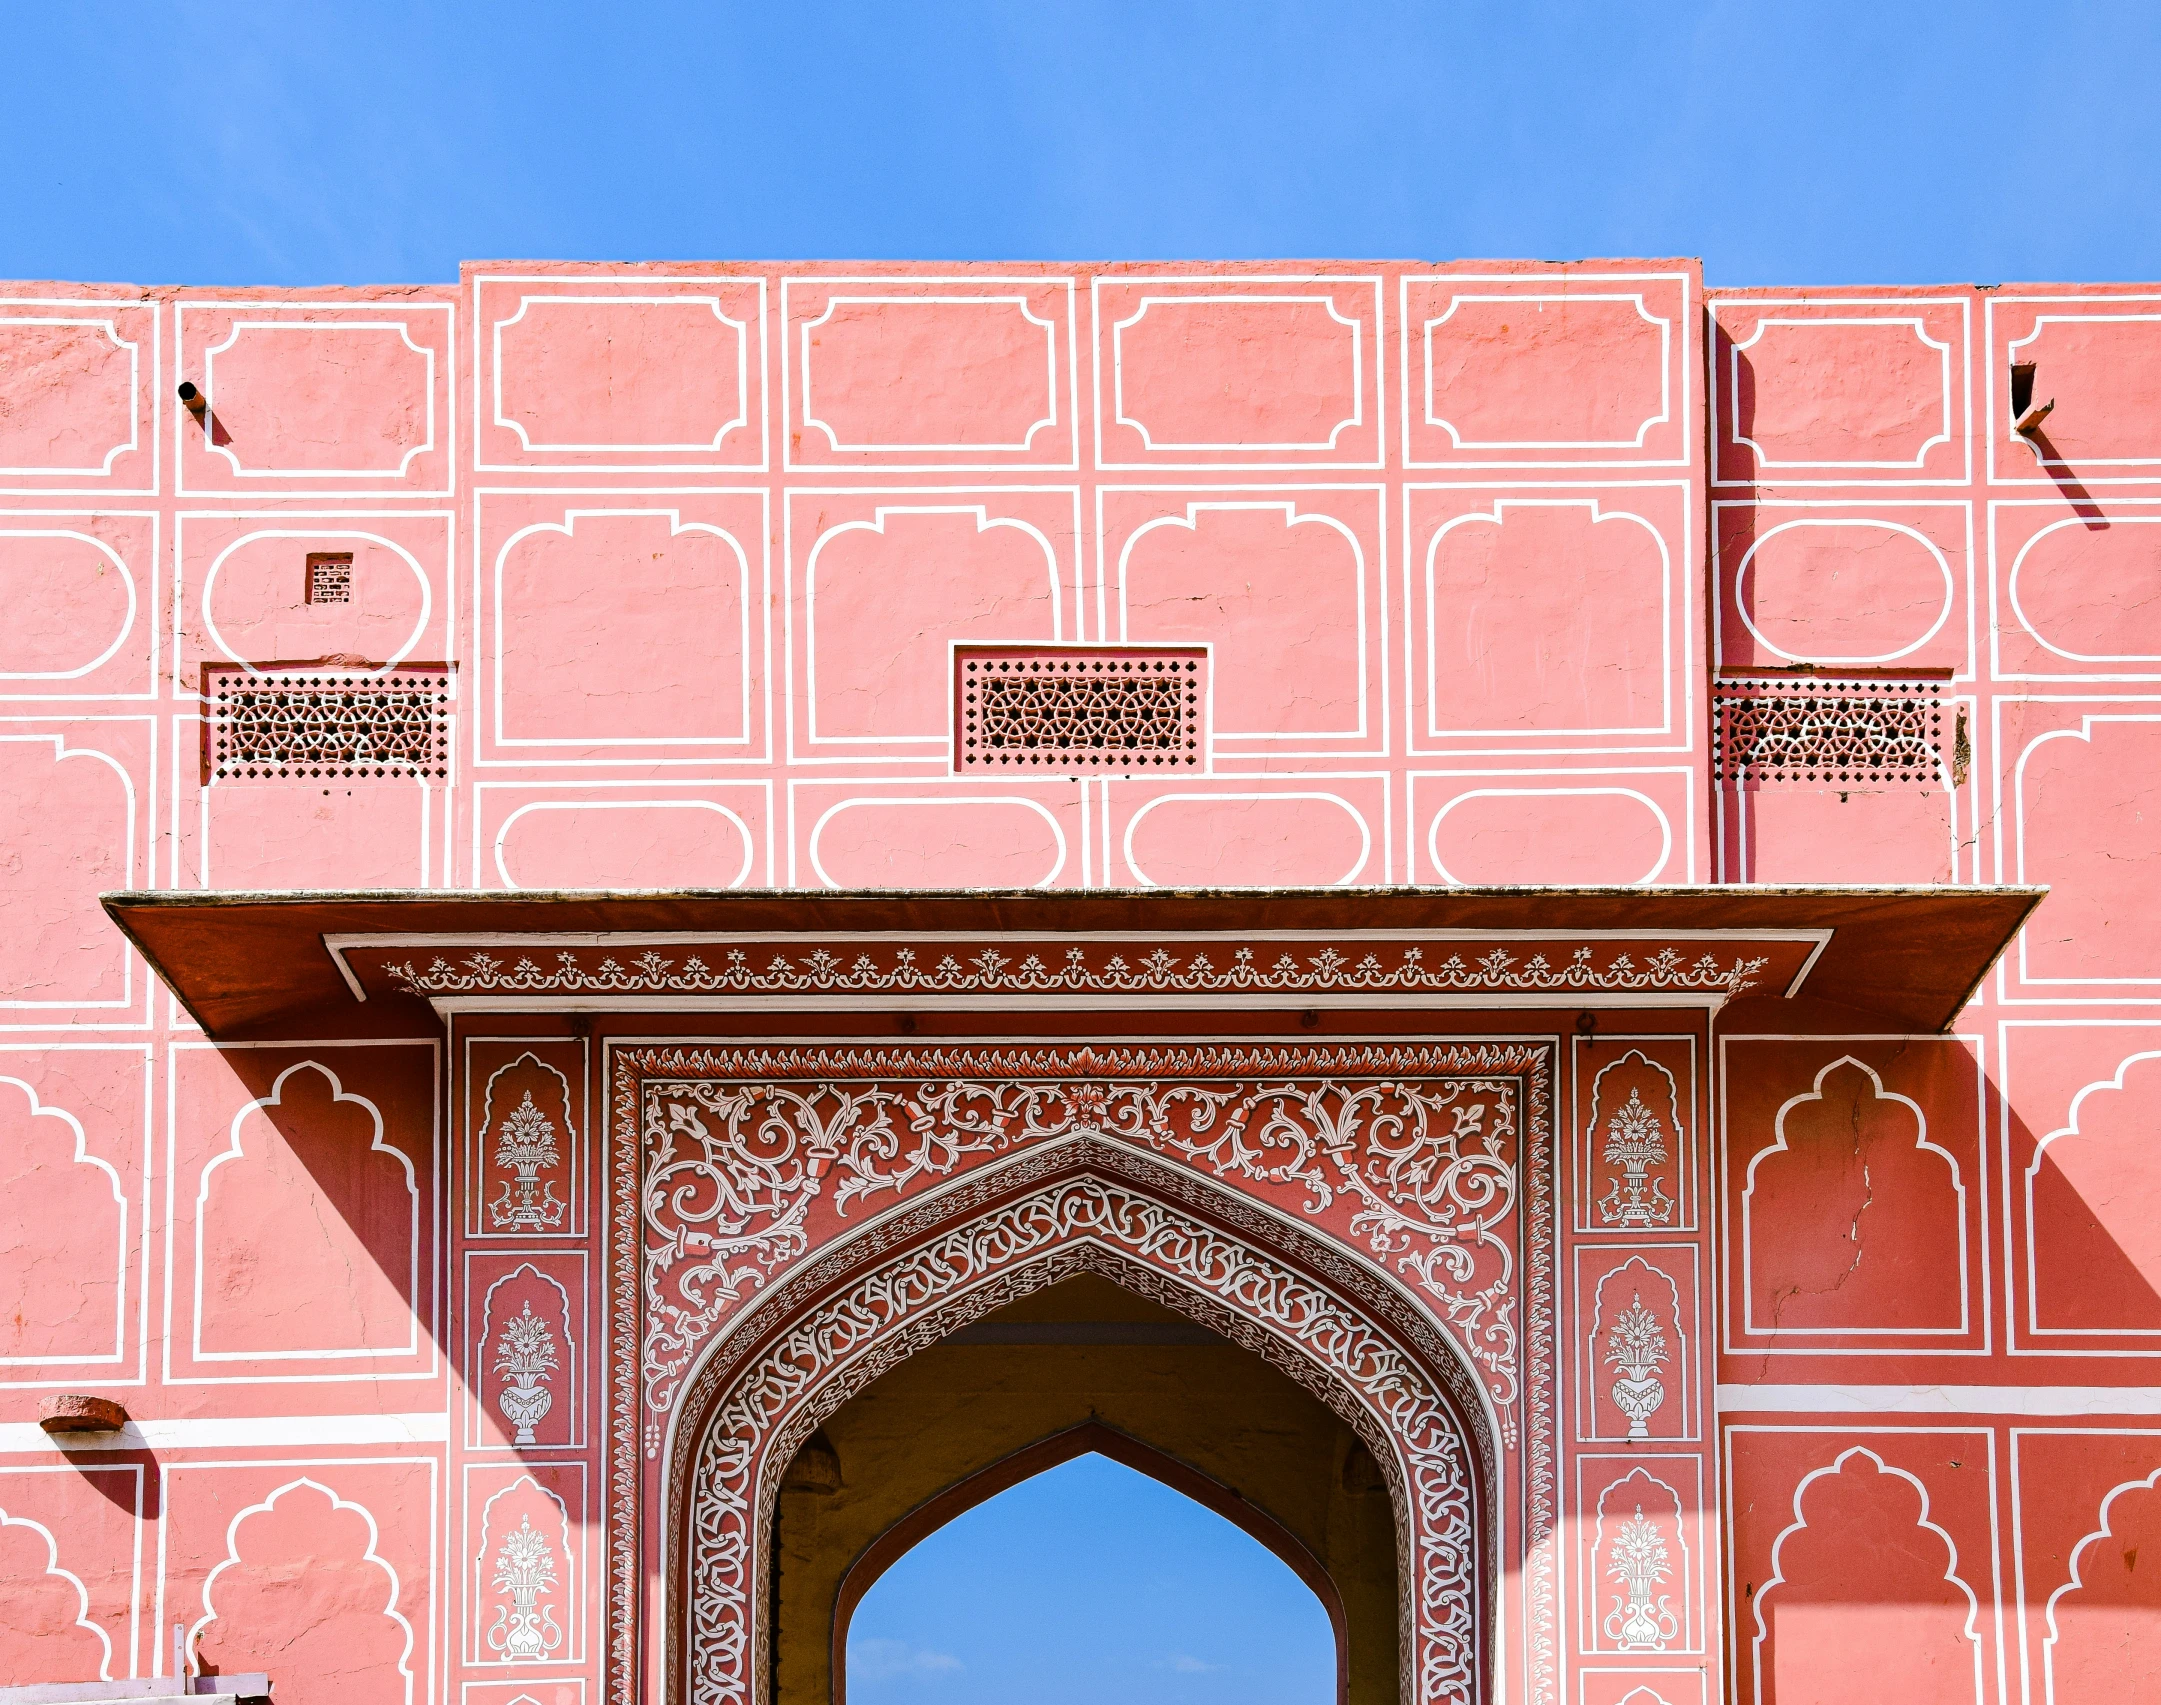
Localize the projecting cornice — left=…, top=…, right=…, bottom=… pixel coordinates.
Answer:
left=101, top=885, right=2043, bottom=1039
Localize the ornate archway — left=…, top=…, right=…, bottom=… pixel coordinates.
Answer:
left=659, top=1138, right=1493, bottom=1705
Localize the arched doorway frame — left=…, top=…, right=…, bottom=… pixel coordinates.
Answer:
left=829, top=1419, right=1355, bottom=1705
left=659, top=1136, right=1496, bottom=1705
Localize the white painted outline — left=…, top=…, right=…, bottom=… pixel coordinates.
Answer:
left=0, top=311, right=141, bottom=476
left=1092, top=275, right=1384, bottom=469
left=1717, top=1035, right=1991, bottom=1358
left=0, top=1075, right=127, bottom=1368
left=493, top=798, right=755, bottom=892
left=174, top=300, right=452, bottom=498
left=467, top=1471, right=579, bottom=1667
left=2005, top=703, right=2161, bottom=991
left=474, top=273, right=768, bottom=472
left=201, top=526, right=432, bottom=675
left=2007, top=511, right=2161, bottom=665
left=0, top=723, right=143, bottom=1021
left=1986, top=296, right=2161, bottom=485
left=1997, top=1018, right=2161, bottom=1357
left=1418, top=495, right=1676, bottom=743
left=1426, top=293, right=1671, bottom=449
left=1728, top=315, right=1953, bottom=469
left=1400, top=272, right=1692, bottom=469
left=2000, top=303, right=2161, bottom=473
left=162, top=1039, right=439, bottom=1385
left=0, top=527, right=137, bottom=681
left=0, top=1498, right=115, bottom=1676
left=1405, top=766, right=1699, bottom=888
left=190, top=1060, right=419, bottom=1362
left=0, top=1461, right=141, bottom=1675
left=1748, top=1446, right=1985, bottom=1705
left=0, top=511, right=158, bottom=703
left=203, top=322, right=435, bottom=477
left=1120, top=789, right=1372, bottom=888
left=466, top=1256, right=584, bottom=1450
left=1573, top=1038, right=1697, bottom=1234
left=805, top=295, right=1055, bottom=451
left=793, top=494, right=1073, bottom=755
left=472, top=486, right=768, bottom=771
left=784, top=276, right=1078, bottom=471
left=493, top=294, right=749, bottom=451
left=2021, top=1049, right=2161, bottom=1341
left=1710, top=295, right=1972, bottom=488
left=491, top=507, right=754, bottom=750
left=1741, top=1054, right=1970, bottom=1339
left=1428, top=787, right=1675, bottom=887
left=472, top=778, right=771, bottom=891
left=1717, top=1385, right=2161, bottom=1414
left=2041, top=1462, right=2161, bottom=1704
left=1115, top=496, right=1372, bottom=742
left=1732, top=518, right=1955, bottom=665
left=189, top=1476, right=416, bottom=1700
left=0, top=296, right=157, bottom=486
left=2008, top=1427, right=2161, bottom=1705
left=805, top=793, right=1069, bottom=890
left=1113, top=294, right=1362, bottom=450
left=1710, top=497, right=1974, bottom=682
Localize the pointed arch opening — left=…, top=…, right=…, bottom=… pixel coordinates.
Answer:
left=835, top=1423, right=1344, bottom=1703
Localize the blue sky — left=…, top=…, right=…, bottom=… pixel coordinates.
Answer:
left=10, top=1, right=2161, bottom=288
left=847, top=1453, right=1336, bottom=1704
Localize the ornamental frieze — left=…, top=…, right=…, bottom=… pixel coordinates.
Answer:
left=386, top=938, right=1774, bottom=1000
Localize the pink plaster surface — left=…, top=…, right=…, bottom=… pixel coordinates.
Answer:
left=3, top=259, right=2161, bottom=1704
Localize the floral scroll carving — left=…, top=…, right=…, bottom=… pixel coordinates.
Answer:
left=636, top=1042, right=1542, bottom=1435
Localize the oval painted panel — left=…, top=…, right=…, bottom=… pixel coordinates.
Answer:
left=495, top=801, right=754, bottom=890
left=0, top=530, right=133, bottom=677
left=1736, top=520, right=1952, bottom=662
left=2011, top=517, right=2161, bottom=661
left=1427, top=789, right=1670, bottom=886
left=1123, top=793, right=1369, bottom=887
left=810, top=797, right=1065, bottom=889
left=203, top=530, right=430, bottom=668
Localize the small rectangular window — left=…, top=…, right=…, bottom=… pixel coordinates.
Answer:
left=306, top=551, right=354, bottom=604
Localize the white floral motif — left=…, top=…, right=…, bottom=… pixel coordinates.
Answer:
left=1603, top=1291, right=1670, bottom=1441
left=493, top=1302, right=560, bottom=1446
left=486, top=1513, right=564, bottom=1663
left=490, top=1092, right=567, bottom=1231
left=1602, top=1507, right=1680, bottom=1651
left=1597, top=1087, right=1676, bottom=1228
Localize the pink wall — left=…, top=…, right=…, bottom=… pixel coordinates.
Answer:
left=4, top=261, right=2161, bottom=1702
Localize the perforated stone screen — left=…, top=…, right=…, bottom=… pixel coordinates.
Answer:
left=1711, top=676, right=1946, bottom=785
left=954, top=645, right=1207, bottom=774
left=203, top=663, right=454, bottom=782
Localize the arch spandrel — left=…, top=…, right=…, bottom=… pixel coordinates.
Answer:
left=608, top=1038, right=1558, bottom=1705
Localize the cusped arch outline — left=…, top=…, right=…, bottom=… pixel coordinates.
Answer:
left=657, top=1137, right=1498, bottom=1705
left=1739, top=1054, right=1969, bottom=1338
left=1747, top=1446, right=1981, bottom=1705
left=190, top=1476, right=416, bottom=1701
